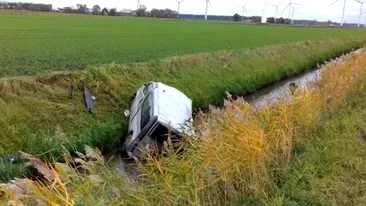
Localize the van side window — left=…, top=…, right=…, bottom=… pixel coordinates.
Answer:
left=141, top=93, right=152, bottom=129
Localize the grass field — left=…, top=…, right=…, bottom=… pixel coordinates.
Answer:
left=1, top=12, right=366, bottom=76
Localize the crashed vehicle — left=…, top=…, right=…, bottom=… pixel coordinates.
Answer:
left=122, top=82, right=194, bottom=159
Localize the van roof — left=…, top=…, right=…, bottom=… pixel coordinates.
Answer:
left=154, top=82, right=193, bottom=134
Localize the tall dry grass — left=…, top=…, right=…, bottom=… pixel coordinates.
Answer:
left=2, top=49, right=366, bottom=205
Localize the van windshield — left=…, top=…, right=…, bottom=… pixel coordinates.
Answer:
left=140, top=93, right=152, bottom=130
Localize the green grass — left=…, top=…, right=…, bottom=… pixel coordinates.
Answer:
left=0, top=37, right=365, bottom=182
left=1, top=12, right=366, bottom=76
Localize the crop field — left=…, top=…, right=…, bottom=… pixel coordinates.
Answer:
left=1, top=12, right=366, bottom=76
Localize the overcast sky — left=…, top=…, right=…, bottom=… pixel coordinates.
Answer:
left=7, top=0, right=366, bottom=23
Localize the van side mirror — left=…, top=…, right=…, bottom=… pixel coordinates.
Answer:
left=124, top=110, right=130, bottom=117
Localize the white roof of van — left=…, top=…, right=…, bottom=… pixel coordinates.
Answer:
left=155, top=82, right=193, bottom=134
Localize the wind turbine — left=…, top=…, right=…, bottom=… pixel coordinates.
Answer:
left=176, top=0, right=186, bottom=18
left=269, top=0, right=283, bottom=21
left=329, top=0, right=347, bottom=26
left=281, top=0, right=300, bottom=22
left=262, top=0, right=268, bottom=23
left=204, top=0, right=212, bottom=20
left=137, top=0, right=140, bottom=10
left=237, top=0, right=249, bottom=22
left=354, top=0, right=366, bottom=27
left=291, top=5, right=302, bottom=24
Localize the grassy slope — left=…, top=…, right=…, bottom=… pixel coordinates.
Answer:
left=261, top=87, right=366, bottom=205
left=0, top=38, right=365, bottom=182
left=1, top=12, right=366, bottom=76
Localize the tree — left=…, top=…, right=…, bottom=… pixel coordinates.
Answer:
left=285, top=18, right=291, bottom=24
left=267, top=17, right=275, bottom=24
left=28, top=4, right=41, bottom=11
left=76, top=4, right=87, bottom=14
left=232, top=13, right=241, bottom=22
left=62, top=6, right=74, bottom=13
left=138, top=4, right=147, bottom=10
left=101, top=7, right=109, bottom=15
left=135, top=5, right=147, bottom=17
left=109, top=8, right=117, bottom=16
left=149, top=8, right=178, bottom=18
left=0, top=2, right=7, bottom=9
left=40, top=4, right=52, bottom=12
left=8, top=2, right=17, bottom=9
left=276, top=17, right=285, bottom=24
left=92, top=5, right=101, bottom=15
left=0, top=2, right=52, bottom=12
left=149, top=8, right=160, bottom=17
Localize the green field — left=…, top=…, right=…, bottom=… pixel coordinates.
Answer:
left=1, top=12, right=366, bottom=76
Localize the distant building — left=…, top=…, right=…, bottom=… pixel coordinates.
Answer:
left=86, top=8, right=93, bottom=15
left=121, top=9, right=133, bottom=16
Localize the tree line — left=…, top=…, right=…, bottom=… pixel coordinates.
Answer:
left=232, top=13, right=294, bottom=24
left=0, top=2, right=179, bottom=18
left=232, top=14, right=262, bottom=23
left=58, top=4, right=119, bottom=16
left=266, top=17, right=292, bottom=24
left=0, top=2, right=52, bottom=12
left=134, top=6, right=178, bottom=18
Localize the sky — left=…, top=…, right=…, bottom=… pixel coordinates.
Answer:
left=6, top=0, right=366, bottom=24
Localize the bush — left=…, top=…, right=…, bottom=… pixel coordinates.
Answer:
left=233, top=13, right=241, bottom=22
left=109, top=8, right=116, bottom=16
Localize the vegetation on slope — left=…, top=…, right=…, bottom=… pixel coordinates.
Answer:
left=262, top=92, right=366, bottom=205
left=0, top=37, right=365, bottom=181
left=2, top=41, right=366, bottom=205
left=1, top=12, right=366, bottom=76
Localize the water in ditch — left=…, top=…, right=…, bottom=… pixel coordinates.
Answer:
left=245, top=68, right=322, bottom=109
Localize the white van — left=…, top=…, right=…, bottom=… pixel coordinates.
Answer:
left=122, top=82, right=194, bottom=159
